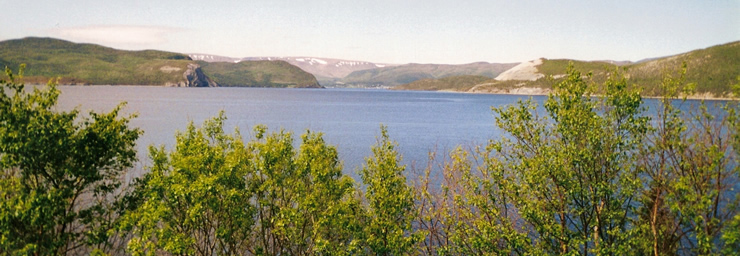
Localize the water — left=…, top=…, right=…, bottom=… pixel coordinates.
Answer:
left=55, top=86, right=545, bottom=180
left=54, top=86, right=732, bottom=182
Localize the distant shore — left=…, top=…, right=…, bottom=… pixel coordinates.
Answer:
left=432, top=87, right=736, bottom=101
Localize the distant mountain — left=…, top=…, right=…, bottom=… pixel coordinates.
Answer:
left=340, top=62, right=518, bottom=88
left=395, top=41, right=740, bottom=98
left=244, top=57, right=391, bottom=83
left=191, top=55, right=391, bottom=86
left=0, top=37, right=320, bottom=88
left=191, top=54, right=518, bottom=88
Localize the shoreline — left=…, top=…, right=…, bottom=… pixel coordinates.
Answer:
left=35, top=83, right=739, bottom=101
left=434, top=87, right=737, bottom=101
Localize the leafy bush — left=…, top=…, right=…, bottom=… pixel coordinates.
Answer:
left=0, top=65, right=141, bottom=255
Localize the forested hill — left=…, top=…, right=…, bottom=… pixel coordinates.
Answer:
left=0, top=37, right=321, bottom=88
left=394, top=41, right=740, bottom=97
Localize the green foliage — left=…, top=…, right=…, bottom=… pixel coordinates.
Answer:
left=122, top=113, right=361, bottom=255
left=725, top=77, right=740, bottom=254
left=414, top=147, right=531, bottom=255
left=484, top=65, right=648, bottom=254
left=197, top=60, right=321, bottom=88
left=409, top=63, right=738, bottom=255
left=247, top=126, right=361, bottom=255
left=0, top=65, right=141, bottom=255
left=359, top=126, right=423, bottom=255
left=635, top=64, right=740, bottom=255
left=120, top=112, right=255, bottom=255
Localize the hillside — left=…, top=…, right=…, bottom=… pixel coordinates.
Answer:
left=0, top=37, right=320, bottom=88
left=393, top=75, right=493, bottom=91
left=198, top=60, right=320, bottom=88
left=395, top=41, right=740, bottom=97
left=0, top=37, right=198, bottom=85
left=340, top=62, right=518, bottom=88
left=627, top=41, right=740, bottom=96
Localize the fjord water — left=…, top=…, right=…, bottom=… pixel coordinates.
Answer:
left=55, top=86, right=541, bottom=180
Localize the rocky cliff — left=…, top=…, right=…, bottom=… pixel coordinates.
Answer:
left=182, top=64, right=218, bottom=87
left=163, top=64, right=218, bottom=87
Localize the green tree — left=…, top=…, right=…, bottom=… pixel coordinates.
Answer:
left=122, top=114, right=362, bottom=255
left=636, top=66, right=740, bottom=255
left=722, top=77, right=740, bottom=254
left=413, top=146, right=531, bottom=255
left=360, top=126, right=423, bottom=255
left=0, top=65, right=141, bottom=255
left=292, top=131, right=363, bottom=255
left=121, top=113, right=256, bottom=255
left=487, top=65, right=648, bottom=255
left=248, top=126, right=361, bottom=255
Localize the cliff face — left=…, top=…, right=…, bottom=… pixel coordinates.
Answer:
left=183, top=64, right=218, bottom=87
left=166, top=64, right=219, bottom=87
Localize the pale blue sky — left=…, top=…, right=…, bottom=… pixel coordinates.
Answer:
left=2, top=0, right=738, bottom=64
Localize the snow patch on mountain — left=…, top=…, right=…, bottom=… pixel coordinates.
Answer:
left=189, top=54, right=241, bottom=63
left=310, top=58, right=327, bottom=65
left=190, top=54, right=213, bottom=61
left=336, top=61, right=373, bottom=67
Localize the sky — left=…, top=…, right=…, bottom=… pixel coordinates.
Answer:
left=1, top=0, right=738, bottom=64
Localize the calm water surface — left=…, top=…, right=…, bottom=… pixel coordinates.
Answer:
left=56, top=86, right=544, bottom=180
left=55, top=86, right=726, bottom=182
